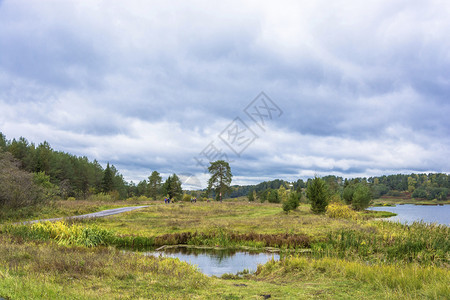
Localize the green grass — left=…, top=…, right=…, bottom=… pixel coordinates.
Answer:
left=372, top=198, right=450, bottom=206
left=254, top=256, right=450, bottom=299
left=83, top=202, right=360, bottom=240
left=0, top=235, right=208, bottom=299
left=1, top=200, right=449, bottom=299
left=0, top=199, right=158, bottom=224
left=358, top=210, right=397, bottom=219
left=2, top=235, right=448, bottom=299
left=312, top=221, right=449, bottom=265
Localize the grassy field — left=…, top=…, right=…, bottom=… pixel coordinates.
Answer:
left=1, top=200, right=449, bottom=299
left=372, top=197, right=450, bottom=206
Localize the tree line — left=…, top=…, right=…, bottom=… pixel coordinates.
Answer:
left=0, top=133, right=231, bottom=208
left=234, top=174, right=449, bottom=202
left=1, top=133, right=129, bottom=199
left=1, top=132, right=448, bottom=211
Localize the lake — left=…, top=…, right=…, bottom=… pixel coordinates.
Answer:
left=145, top=247, right=279, bottom=276
left=368, top=204, right=449, bottom=225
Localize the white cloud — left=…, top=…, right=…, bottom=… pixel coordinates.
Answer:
left=0, top=0, right=449, bottom=185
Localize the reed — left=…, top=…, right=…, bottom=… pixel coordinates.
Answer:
left=255, top=255, right=449, bottom=299
left=312, top=221, right=449, bottom=265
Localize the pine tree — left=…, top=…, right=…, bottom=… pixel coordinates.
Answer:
left=268, top=189, right=280, bottom=203
left=101, top=163, right=114, bottom=193
left=162, top=174, right=182, bottom=200
left=248, top=189, right=254, bottom=201
left=307, top=176, right=329, bottom=214
left=148, top=171, right=162, bottom=200
left=207, top=160, right=232, bottom=202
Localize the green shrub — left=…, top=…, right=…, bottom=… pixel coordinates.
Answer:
left=182, top=194, right=192, bottom=202
left=268, top=189, right=280, bottom=203
left=88, top=193, right=111, bottom=202
left=329, top=193, right=343, bottom=204
left=342, top=185, right=354, bottom=204
left=88, top=192, right=121, bottom=202
left=412, top=188, right=427, bottom=199
left=282, top=192, right=301, bottom=212
left=137, top=195, right=150, bottom=202
left=0, top=152, right=48, bottom=208
left=387, top=190, right=402, bottom=197
left=351, top=184, right=372, bottom=211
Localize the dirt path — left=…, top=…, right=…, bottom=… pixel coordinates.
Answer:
left=21, top=205, right=149, bottom=224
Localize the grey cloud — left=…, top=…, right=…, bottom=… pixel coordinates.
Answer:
left=0, top=0, right=449, bottom=184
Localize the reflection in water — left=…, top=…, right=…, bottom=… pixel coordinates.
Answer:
left=145, top=248, right=279, bottom=276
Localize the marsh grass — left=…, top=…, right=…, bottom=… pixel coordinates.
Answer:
left=372, top=197, right=450, bottom=206
left=1, top=201, right=449, bottom=299
left=3, top=221, right=310, bottom=251
left=255, top=256, right=450, bottom=299
left=4, top=203, right=447, bottom=265
left=0, top=235, right=208, bottom=300
left=312, top=221, right=449, bottom=265
left=359, top=210, right=397, bottom=219
left=3, top=221, right=115, bottom=247
left=88, top=202, right=359, bottom=240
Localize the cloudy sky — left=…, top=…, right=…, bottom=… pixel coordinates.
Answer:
left=0, top=0, right=449, bottom=188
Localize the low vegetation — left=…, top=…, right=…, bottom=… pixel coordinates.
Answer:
left=0, top=235, right=209, bottom=299
left=325, top=202, right=357, bottom=219
left=0, top=200, right=448, bottom=299
left=1, top=132, right=449, bottom=299
left=255, top=256, right=449, bottom=299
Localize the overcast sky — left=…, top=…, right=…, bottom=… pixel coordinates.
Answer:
left=0, top=0, right=449, bottom=188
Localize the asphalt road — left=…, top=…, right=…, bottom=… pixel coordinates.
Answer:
left=22, top=205, right=149, bottom=224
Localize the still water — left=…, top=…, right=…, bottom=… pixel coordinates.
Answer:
left=368, top=204, right=449, bottom=225
left=146, top=248, right=279, bottom=276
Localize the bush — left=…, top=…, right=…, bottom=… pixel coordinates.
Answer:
left=343, top=185, right=354, bottom=204
left=387, top=190, right=402, bottom=197
left=412, top=188, right=427, bottom=199
left=282, top=191, right=301, bottom=212
left=137, top=195, right=150, bottom=202
left=372, top=184, right=389, bottom=198
left=109, top=190, right=120, bottom=201
left=351, top=184, right=372, bottom=211
left=268, top=189, right=280, bottom=203
left=329, top=193, right=343, bottom=204
left=0, top=151, right=47, bottom=208
left=88, top=193, right=113, bottom=202
left=326, top=203, right=357, bottom=219
left=427, top=187, right=448, bottom=201
left=33, top=171, right=58, bottom=199
left=182, top=194, right=192, bottom=202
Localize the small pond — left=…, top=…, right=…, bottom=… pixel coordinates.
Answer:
left=368, top=204, right=449, bottom=225
left=145, top=247, right=280, bottom=276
